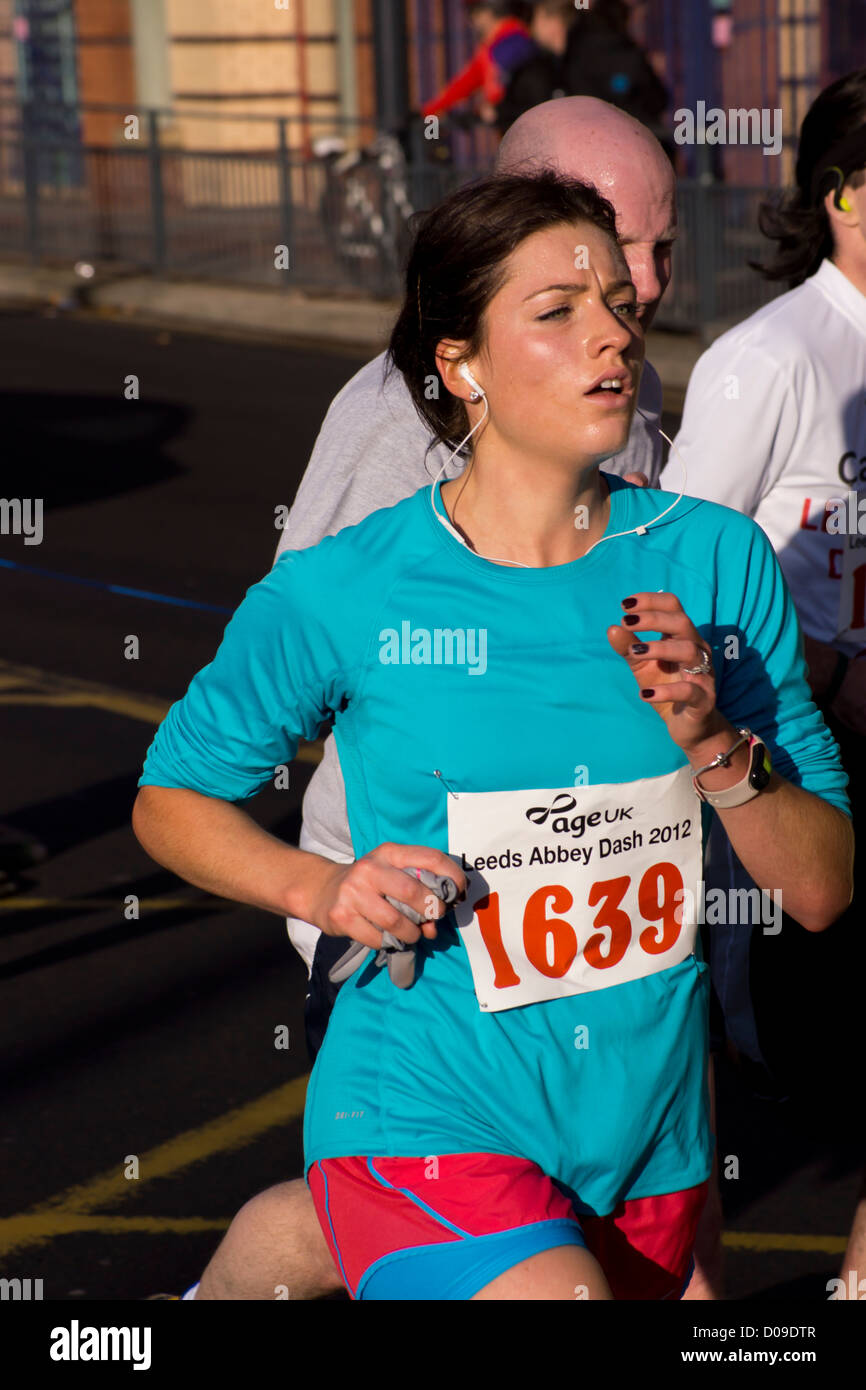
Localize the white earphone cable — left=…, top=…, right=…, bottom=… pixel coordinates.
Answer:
left=580, top=416, right=688, bottom=556
left=430, top=400, right=688, bottom=566
left=429, top=392, right=535, bottom=568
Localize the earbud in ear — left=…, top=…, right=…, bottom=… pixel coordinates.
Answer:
left=828, top=166, right=853, bottom=213
left=458, top=362, right=485, bottom=399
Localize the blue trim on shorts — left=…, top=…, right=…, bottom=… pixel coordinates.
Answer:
left=356, top=1218, right=587, bottom=1301
left=676, top=1254, right=696, bottom=1300
left=317, top=1161, right=354, bottom=1297
left=365, top=1157, right=473, bottom=1238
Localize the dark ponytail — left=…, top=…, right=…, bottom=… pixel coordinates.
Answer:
left=751, top=68, right=866, bottom=286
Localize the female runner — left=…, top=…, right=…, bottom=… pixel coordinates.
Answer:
left=134, top=170, right=852, bottom=1300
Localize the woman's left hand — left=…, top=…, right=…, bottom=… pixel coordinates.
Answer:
left=607, top=591, right=729, bottom=756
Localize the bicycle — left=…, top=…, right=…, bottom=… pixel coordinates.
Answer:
left=312, top=113, right=483, bottom=295
left=313, top=128, right=415, bottom=295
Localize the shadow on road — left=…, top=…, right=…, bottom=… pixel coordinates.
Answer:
left=3, top=391, right=191, bottom=508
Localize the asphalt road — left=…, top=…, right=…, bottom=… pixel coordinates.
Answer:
left=0, top=308, right=860, bottom=1305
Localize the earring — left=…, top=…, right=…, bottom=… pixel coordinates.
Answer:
left=469, top=390, right=481, bottom=402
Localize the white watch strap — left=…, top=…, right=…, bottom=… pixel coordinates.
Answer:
left=693, top=734, right=768, bottom=809
left=694, top=768, right=762, bottom=810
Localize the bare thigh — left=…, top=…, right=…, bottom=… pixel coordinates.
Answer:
left=471, top=1243, right=613, bottom=1301
left=197, top=1179, right=343, bottom=1300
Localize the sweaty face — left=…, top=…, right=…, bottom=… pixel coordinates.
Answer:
left=471, top=221, right=645, bottom=467
left=594, top=159, right=677, bottom=329
left=549, top=130, right=678, bottom=329
left=616, top=198, right=677, bottom=329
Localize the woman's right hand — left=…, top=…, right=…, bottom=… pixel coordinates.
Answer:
left=307, top=844, right=467, bottom=950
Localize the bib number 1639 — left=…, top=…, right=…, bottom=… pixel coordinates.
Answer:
left=474, top=860, right=685, bottom=991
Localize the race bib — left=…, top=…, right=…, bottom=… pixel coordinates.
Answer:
left=448, top=766, right=703, bottom=1012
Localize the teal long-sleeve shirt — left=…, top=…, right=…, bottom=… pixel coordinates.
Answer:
left=140, top=475, right=849, bottom=1213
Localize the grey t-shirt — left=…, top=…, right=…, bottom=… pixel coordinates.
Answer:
left=275, top=349, right=664, bottom=964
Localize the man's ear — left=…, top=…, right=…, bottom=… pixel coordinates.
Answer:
left=435, top=339, right=474, bottom=401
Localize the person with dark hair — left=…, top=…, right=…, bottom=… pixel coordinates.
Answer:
left=564, top=0, right=668, bottom=134
left=421, top=2, right=536, bottom=126
left=754, top=70, right=866, bottom=286
left=134, top=166, right=851, bottom=1301
left=495, top=1, right=575, bottom=134
left=173, top=98, right=681, bottom=1306
left=661, top=69, right=866, bottom=1289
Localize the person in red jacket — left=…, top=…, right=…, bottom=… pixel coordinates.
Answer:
left=422, top=2, right=536, bottom=125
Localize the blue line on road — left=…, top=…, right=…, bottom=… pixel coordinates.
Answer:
left=0, top=557, right=233, bottom=615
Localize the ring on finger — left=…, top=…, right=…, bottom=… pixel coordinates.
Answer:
left=681, top=649, right=713, bottom=677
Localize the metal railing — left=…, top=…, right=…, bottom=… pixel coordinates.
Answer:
left=0, top=102, right=786, bottom=335
left=664, top=182, right=782, bottom=333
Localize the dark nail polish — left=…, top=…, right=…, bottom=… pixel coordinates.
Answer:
left=641, top=688, right=654, bottom=698
left=621, top=597, right=638, bottom=609
left=623, top=614, right=639, bottom=626
left=631, top=642, right=649, bottom=654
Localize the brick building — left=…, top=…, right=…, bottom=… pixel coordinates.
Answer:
left=2, top=1, right=375, bottom=153
left=3, top=2, right=864, bottom=178
left=0, top=1, right=863, bottom=324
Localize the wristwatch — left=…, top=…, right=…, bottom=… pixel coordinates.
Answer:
left=692, top=728, right=772, bottom=809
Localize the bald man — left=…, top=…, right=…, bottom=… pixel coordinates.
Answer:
left=193, top=99, right=686, bottom=1302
